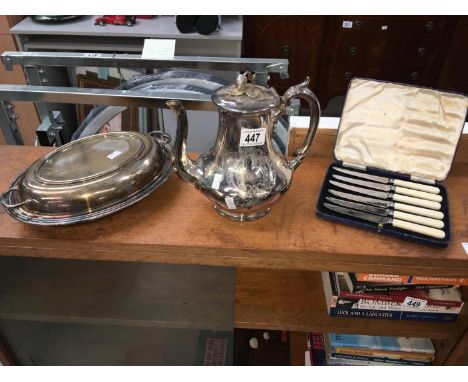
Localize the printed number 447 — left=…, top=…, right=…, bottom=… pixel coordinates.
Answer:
left=244, top=133, right=260, bottom=143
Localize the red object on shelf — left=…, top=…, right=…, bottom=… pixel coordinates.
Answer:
left=94, top=16, right=136, bottom=27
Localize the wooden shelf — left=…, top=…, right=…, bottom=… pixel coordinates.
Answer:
left=0, top=132, right=467, bottom=364
left=235, top=268, right=465, bottom=339
left=289, top=332, right=307, bottom=366
left=0, top=144, right=467, bottom=277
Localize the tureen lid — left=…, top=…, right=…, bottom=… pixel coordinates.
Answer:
left=212, top=72, right=280, bottom=114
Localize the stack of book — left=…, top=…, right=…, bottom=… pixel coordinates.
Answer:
left=321, top=272, right=465, bottom=322
left=306, top=332, right=435, bottom=366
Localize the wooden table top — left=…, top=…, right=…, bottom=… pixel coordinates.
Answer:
left=0, top=145, right=467, bottom=277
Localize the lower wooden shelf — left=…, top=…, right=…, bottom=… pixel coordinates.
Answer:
left=235, top=268, right=464, bottom=340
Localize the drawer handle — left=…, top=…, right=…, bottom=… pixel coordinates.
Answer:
left=418, top=47, right=427, bottom=57
left=354, top=20, right=363, bottom=30
left=425, top=21, right=434, bottom=31
left=344, top=72, right=353, bottom=81
left=281, top=45, right=291, bottom=57
left=410, top=72, right=420, bottom=81
left=349, top=46, right=358, bottom=56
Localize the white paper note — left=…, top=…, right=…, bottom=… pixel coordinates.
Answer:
left=212, top=173, right=223, bottom=190
left=402, top=296, right=428, bottom=311
left=141, top=39, right=176, bottom=59
left=462, top=242, right=468, bottom=255
left=225, top=196, right=236, bottom=210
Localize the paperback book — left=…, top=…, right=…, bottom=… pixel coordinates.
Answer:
left=329, top=333, right=434, bottom=362
left=322, top=272, right=463, bottom=322
left=343, top=272, right=452, bottom=294
left=355, top=273, right=468, bottom=286
left=326, top=333, right=432, bottom=366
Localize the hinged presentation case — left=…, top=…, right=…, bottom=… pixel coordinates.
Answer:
left=316, top=78, right=468, bottom=247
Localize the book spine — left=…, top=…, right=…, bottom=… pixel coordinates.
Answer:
left=330, top=307, right=458, bottom=322
left=356, top=273, right=410, bottom=283
left=338, top=291, right=462, bottom=308
left=330, top=307, right=401, bottom=320
left=352, top=284, right=451, bottom=294
left=333, top=347, right=434, bottom=361
left=356, top=273, right=468, bottom=286
left=308, top=332, right=327, bottom=366
left=410, top=276, right=468, bottom=286
left=347, top=297, right=463, bottom=313
left=330, top=353, right=429, bottom=366
left=401, top=311, right=458, bottom=322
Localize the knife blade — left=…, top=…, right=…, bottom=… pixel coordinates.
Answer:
left=329, top=180, right=441, bottom=210
left=333, top=167, right=440, bottom=195
left=332, top=174, right=442, bottom=202
left=323, top=202, right=445, bottom=239
left=325, top=196, right=444, bottom=229
left=328, top=189, right=444, bottom=220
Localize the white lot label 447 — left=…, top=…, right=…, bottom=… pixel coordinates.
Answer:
left=240, top=128, right=266, bottom=147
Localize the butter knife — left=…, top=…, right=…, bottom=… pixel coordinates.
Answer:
left=324, top=202, right=445, bottom=239
left=328, top=189, right=444, bottom=220
left=333, top=167, right=440, bottom=194
left=325, top=196, right=444, bottom=229
left=329, top=180, right=441, bottom=210
left=332, top=174, right=442, bottom=203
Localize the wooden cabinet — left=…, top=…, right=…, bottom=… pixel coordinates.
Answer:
left=243, top=16, right=325, bottom=94
left=437, top=16, right=468, bottom=94
left=243, top=16, right=464, bottom=111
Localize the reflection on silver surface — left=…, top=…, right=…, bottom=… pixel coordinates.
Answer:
left=1, top=131, right=173, bottom=225
left=169, top=72, right=321, bottom=221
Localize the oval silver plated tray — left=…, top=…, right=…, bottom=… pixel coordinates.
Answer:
left=1, top=131, right=173, bottom=226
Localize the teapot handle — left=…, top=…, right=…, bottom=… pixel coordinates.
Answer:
left=275, top=77, right=321, bottom=171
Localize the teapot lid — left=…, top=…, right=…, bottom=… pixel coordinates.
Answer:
left=212, top=72, right=280, bottom=114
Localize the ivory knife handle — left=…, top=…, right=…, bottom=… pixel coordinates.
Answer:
left=394, top=186, right=442, bottom=202
left=394, top=179, right=440, bottom=194
left=393, top=210, right=444, bottom=229
left=393, top=194, right=441, bottom=210
left=393, top=202, right=444, bottom=220
left=392, top=218, right=445, bottom=239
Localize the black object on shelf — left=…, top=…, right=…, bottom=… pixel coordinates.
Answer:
left=175, top=16, right=200, bottom=34
left=32, top=16, right=83, bottom=23
left=196, top=16, right=221, bottom=35
left=175, top=15, right=221, bottom=35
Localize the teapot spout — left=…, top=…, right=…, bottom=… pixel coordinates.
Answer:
left=166, top=100, right=199, bottom=184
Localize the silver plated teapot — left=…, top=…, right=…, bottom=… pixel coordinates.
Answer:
left=167, top=72, right=320, bottom=221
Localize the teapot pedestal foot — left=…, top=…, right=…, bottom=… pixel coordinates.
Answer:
left=213, top=205, right=271, bottom=221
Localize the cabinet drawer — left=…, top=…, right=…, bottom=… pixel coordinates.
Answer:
left=394, top=38, right=438, bottom=66
left=334, top=36, right=388, bottom=67
left=391, top=65, right=430, bottom=85
left=394, top=17, right=449, bottom=38
left=321, top=64, right=383, bottom=96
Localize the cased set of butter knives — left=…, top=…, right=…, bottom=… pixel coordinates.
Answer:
left=315, top=78, right=467, bottom=247
left=317, top=165, right=448, bottom=244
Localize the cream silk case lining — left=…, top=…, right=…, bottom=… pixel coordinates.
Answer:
left=335, top=78, right=468, bottom=181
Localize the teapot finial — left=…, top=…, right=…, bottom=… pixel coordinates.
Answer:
left=233, top=72, right=248, bottom=95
